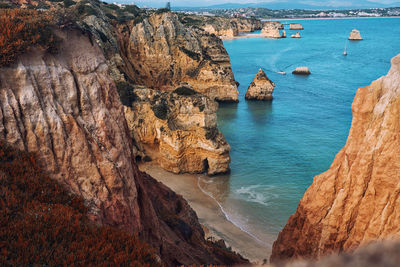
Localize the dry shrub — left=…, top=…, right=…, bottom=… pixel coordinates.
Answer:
left=0, top=9, right=60, bottom=67
left=0, top=141, right=159, bottom=266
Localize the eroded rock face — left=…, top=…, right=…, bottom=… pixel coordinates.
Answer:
left=262, top=22, right=282, bottom=38
left=271, top=54, right=400, bottom=263
left=245, top=69, right=275, bottom=100
left=124, top=86, right=231, bottom=175
left=0, top=30, right=247, bottom=266
left=118, top=12, right=239, bottom=102
left=349, top=29, right=363, bottom=40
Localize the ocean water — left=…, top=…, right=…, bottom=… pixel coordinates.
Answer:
left=198, top=18, right=400, bottom=251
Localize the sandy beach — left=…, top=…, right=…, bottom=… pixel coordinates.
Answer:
left=139, top=163, right=271, bottom=264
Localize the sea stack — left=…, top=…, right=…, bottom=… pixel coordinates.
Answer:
left=261, top=22, right=282, bottom=38
left=349, top=29, right=363, bottom=40
left=290, top=23, right=304, bottom=30
left=271, top=54, right=400, bottom=263
left=282, top=30, right=287, bottom=38
left=292, top=67, right=311, bottom=75
left=245, top=69, right=276, bottom=100
left=291, top=32, right=301, bottom=38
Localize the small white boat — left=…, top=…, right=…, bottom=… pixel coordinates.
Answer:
left=277, top=71, right=286, bottom=75
left=343, top=40, right=348, bottom=56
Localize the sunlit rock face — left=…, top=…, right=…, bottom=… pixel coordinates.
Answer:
left=119, top=12, right=239, bottom=102
left=271, top=54, right=400, bottom=263
left=124, top=86, right=231, bottom=175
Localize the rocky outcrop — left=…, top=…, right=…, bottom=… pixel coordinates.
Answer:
left=349, top=29, right=363, bottom=40
left=118, top=12, right=239, bottom=102
left=245, top=69, right=275, bottom=100
left=289, top=23, right=304, bottom=30
left=0, top=29, right=247, bottom=266
left=262, top=22, right=282, bottom=38
left=124, top=86, right=231, bottom=175
left=271, top=54, right=400, bottom=263
left=292, top=67, right=310, bottom=75
left=282, top=30, right=287, bottom=38
left=291, top=32, right=301, bottom=38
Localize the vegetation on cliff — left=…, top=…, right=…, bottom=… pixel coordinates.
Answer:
left=0, top=142, right=159, bottom=266
left=0, top=9, right=59, bottom=66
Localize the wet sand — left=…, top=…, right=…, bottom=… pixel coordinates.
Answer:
left=139, top=163, right=271, bottom=264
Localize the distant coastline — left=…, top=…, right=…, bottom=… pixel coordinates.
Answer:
left=264, top=16, right=400, bottom=21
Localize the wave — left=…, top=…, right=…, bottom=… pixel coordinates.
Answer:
left=235, top=185, right=279, bottom=207
left=197, top=175, right=269, bottom=247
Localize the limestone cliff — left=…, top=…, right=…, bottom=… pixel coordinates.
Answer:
left=245, top=68, right=275, bottom=100
left=118, top=12, right=239, bottom=102
left=271, top=54, right=400, bottom=263
left=0, top=29, right=247, bottom=266
left=124, top=86, right=231, bottom=175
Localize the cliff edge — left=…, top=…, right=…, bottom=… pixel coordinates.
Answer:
left=0, top=29, right=247, bottom=266
left=271, top=54, right=400, bottom=262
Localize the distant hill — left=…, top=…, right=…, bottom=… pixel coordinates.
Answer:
left=173, top=1, right=400, bottom=10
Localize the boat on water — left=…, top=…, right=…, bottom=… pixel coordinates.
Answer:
left=278, top=71, right=286, bottom=75
left=343, top=40, right=348, bottom=56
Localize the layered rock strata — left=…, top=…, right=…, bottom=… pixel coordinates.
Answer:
left=245, top=69, right=275, bottom=100
left=118, top=12, right=239, bottom=102
left=0, top=30, right=247, bottom=266
left=271, top=54, right=400, bottom=263
left=124, top=86, right=231, bottom=175
left=349, top=29, right=363, bottom=40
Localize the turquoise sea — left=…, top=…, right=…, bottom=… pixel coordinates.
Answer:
left=199, top=18, right=400, bottom=250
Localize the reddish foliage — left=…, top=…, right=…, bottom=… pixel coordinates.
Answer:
left=0, top=8, right=60, bottom=66
left=0, top=142, right=160, bottom=266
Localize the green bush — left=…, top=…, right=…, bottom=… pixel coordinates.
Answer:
left=179, top=46, right=201, bottom=61
left=63, top=0, right=75, bottom=8
left=116, top=81, right=136, bottom=106
left=151, top=101, right=169, bottom=120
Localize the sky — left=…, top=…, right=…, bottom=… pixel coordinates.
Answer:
left=114, top=0, right=400, bottom=8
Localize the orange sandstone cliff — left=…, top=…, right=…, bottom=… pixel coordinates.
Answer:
left=271, top=54, right=400, bottom=262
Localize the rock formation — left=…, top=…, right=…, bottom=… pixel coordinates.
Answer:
left=292, top=67, right=310, bottom=75
left=271, top=54, right=400, bottom=263
left=0, top=29, right=247, bottom=266
left=291, top=32, right=301, bottom=38
left=290, top=23, right=304, bottom=30
left=118, top=12, right=239, bottom=102
left=349, top=29, right=363, bottom=40
left=245, top=69, right=275, bottom=100
left=262, top=22, right=282, bottom=38
left=282, top=30, right=287, bottom=38
left=124, top=86, right=231, bottom=175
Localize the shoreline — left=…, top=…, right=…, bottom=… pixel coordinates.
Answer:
left=139, top=163, right=271, bottom=264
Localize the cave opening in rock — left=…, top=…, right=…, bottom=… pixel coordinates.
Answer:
left=203, top=158, right=209, bottom=174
